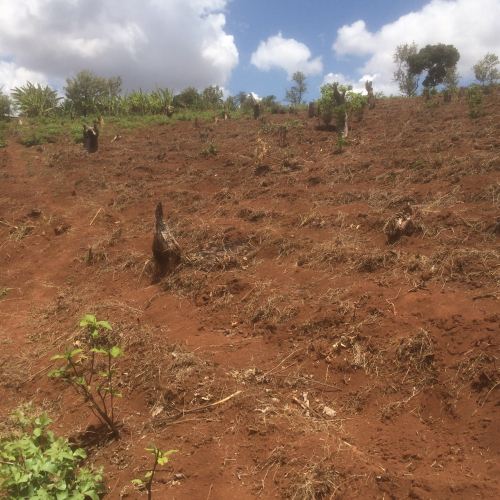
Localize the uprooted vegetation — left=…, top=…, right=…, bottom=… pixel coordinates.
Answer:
left=1, top=90, right=500, bottom=500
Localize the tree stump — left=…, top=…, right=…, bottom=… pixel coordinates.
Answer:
left=458, top=87, right=466, bottom=98
left=83, top=123, right=99, bottom=153
left=278, top=126, right=287, bottom=147
left=98, top=115, right=104, bottom=128
left=166, top=106, right=174, bottom=118
left=308, top=102, right=315, bottom=118
left=365, top=81, right=375, bottom=109
left=253, top=102, right=261, bottom=119
left=333, top=84, right=345, bottom=106
left=443, top=90, right=451, bottom=103
left=152, top=202, right=181, bottom=280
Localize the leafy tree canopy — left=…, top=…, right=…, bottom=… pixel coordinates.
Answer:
left=408, top=44, right=460, bottom=88
left=64, top=70, right=122, bottom=116
left=0, top=85, right=12, bottom=119
left=284, top=71, right=308, bottom=105
left=201, top=85, right=224, bottom=107
left=472, top=53, right=500, bottom=85
left=393, top=41, right=420, bottom=97
left=11, top=82, right=62, bottom=118
left=234, top=91, right=247, bottom=107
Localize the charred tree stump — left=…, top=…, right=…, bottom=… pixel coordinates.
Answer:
left=152, top=202, right=181, bottom=280
left=83, top=123, right=99, bottom=153
left=365, top=81, right=375, bottom=109
left=333, top=84, right=345, bottom=106
left=443, top=90, right=451, bottom=103
left=253, top=102, right=261, bottom=119
left=308, top=102, right=315, bottom=118
left=278, top=126, right=287, bottom=147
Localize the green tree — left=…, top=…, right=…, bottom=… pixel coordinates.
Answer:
left=64, top=70, right=122, bottom=116
left=174, top=87, right=202, bottom=108
left=442, top=66, right=461, bottom=92
left=201, top=85, right=224, bottom=108
left=284, top=71, right=308, bottom=105
left=234, top=91, right=247, bottom=107
left=0, top=86, right=12, bottom=119
left=472, top=53, right=500, bottom=86
left=408, top=44, right=460, bottom=88
left=393, top=41, right=420, bottom=97
left=11, top=82, right=62, bottom=118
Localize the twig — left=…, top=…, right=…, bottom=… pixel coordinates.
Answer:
left=207, top=484, right=213, bottom=500
left=89, top=208, right=102, bottom=226
left=386, top=287, right=401, bottom=315
left=0, top=220, right=18, bottom=229
left=263, top=348, right=303, bottom=378
left=181, top=390, right=242, bottom=414
left=272, top=374, right=343, bottom=391
left=479, top=381, right=500, bottom=407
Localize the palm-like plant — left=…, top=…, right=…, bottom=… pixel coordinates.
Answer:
left=11, top=82, right=62, bottom=117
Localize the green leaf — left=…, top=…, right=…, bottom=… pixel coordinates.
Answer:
left=109, top=346, right=124, bottom=358
left=73, top=449, right=86, bottom=459
left=90, top=347, right=107, bottom=354
left=131, top=479, right=144, bottom=484
left=84, top=491, right=100, bottom=500
left=96, top=320, right=112, bottom=330
left=33, top=427, right=42, bottom=437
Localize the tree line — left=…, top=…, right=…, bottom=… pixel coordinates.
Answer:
left=0, top=48, right=498, bottom=119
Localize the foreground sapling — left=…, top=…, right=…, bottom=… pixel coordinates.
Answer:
left=48, top=314, right=124, bottom=436
left=132, top=442, right=178, bottom=500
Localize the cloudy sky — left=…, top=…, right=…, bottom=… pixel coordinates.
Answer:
left=1, top=0, right=499, bottom=101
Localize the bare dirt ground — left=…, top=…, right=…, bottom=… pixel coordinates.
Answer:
left=1, top=94, right=500, bottom=500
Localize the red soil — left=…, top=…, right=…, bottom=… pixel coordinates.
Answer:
left=1, top=94, right=500, bottom=500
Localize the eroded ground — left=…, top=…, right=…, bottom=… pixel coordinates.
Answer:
left=1, top=94, right=500, bottom=499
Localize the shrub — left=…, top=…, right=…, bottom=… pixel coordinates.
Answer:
left=0, top=403, right=104, bottom=500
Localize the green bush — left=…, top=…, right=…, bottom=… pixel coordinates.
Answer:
left=21, top=132, right=45, bottom=147
left=0, top=404, right=104, bottom=500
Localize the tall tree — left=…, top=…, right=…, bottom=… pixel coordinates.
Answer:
left=201, top=85, right=223, bottom=107
left=393, top=42, right=419, bottom=97
left=408, top=44, right=460, bottom=88
left=174, top=87, right=202, bottom=108
left=472, top=53, right=500, bottom=86
left=284, top=71, right=307, bottom=105
left=64, top=70, right=122, bottom=116
left=234, top=91, right=247, bottom=107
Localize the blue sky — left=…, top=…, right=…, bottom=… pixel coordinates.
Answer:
left=0, top=0, right=499, bottom=101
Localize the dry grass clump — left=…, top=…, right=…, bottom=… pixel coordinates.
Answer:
left=243, top=292, right=299, bottom=324
left=283, top=459, right=341, bottom=500
left=297, top=211, right=326, bottom=229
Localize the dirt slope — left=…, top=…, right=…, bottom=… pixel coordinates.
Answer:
left=1, top=93, right=499, bottom=500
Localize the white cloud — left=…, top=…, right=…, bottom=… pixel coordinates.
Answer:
left=331, top=0, right=500, bottom=95
left=0, top=0, right=238, bottom=94
left=251, top=32, right=323, bottom=77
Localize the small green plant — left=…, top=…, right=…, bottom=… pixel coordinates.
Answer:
left=69, top=125, right=84, bottom=144
left=132, top=442, right=178, bottom=500
left=200, top=142, right=218, bottom=155
left=337, top=136, right=348, bottom=152
left=48, top=315, right=124, bottom=436
left=467, top=84, right=483, bottom=118
left=21, top=131, right=45, bottom=147
left=0, top=403, right=104, bottom=500
left=261, top=122, right=278, bottom=134
left=0, top=140, right=8, bottom=148
left=424, top=101, right=440, bottom=109
left=0, top=287, right=11, bottom=298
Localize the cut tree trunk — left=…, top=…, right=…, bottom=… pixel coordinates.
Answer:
left=308, top=102, right=315, bottom=118
left=443, top=90, right=451, bottom=103
left=365, top=81, right=375, bottom=109
left=83, top=123, right=99, bottom=153
left=152, top=202, right=181, bottom=280
left=253, top=102, right=261, bottom=119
